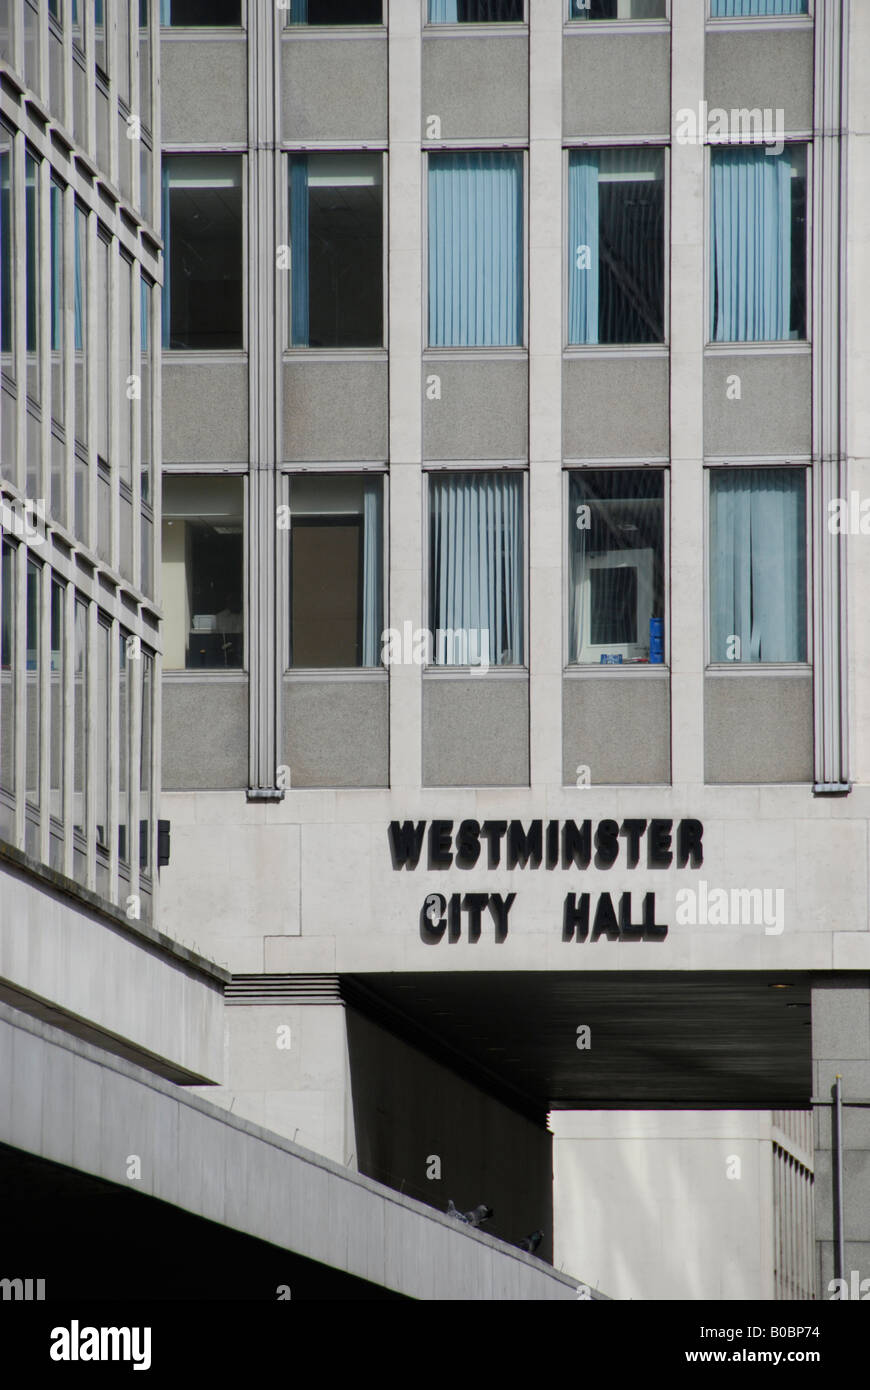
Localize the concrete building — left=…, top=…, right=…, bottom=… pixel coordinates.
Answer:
left=2, top=0, right=870, bottom=1301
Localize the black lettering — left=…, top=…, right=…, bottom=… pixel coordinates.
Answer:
left=594, top=820, right=620, bottom=868
left=546, top=819, right=560, bottom=868
left=677, top=818, right=704, bottom=868
left=429, top=819, right=454, bottom=868
left=462, top=893, right=490, bottom=942
left=482, top=820, right=508, bottom=868
left=389, top=820, right=426, bottom=869
left=563, top=892, right=590, bottom=942
left=648, top=819, right=673, bottom=868
left=618, top=892, right=643, bottom=941
left=642, top=891, right=668, bottom=939
left=448, top=892, right=461, bottom=942
left=591, top=893, right=620, bottom=941
left=419, top=894, right=446, bottom=943
left=456, top=818, right=481, bottom=868
left=488, top=892, right=516, bottom=942
left=619, top=819, right=647, bottom=869
left=562, top=820, right=592, bottom=870
left=507, top=819, right=543, bottom=870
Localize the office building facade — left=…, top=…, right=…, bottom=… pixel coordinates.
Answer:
left=3, top=0, right=870, bottom=1300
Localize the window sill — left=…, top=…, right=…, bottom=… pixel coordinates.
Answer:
left=706, top=16, right=812, bottom=32
left=163, top=668, right=248, bottom=680
left=564, top=663, right=669, bottom=677
left=423, top=345, right=528, bottom=359
left=564, top=343, right=668, bottom=357
left=705, top=664, right=812, bottom=676
left=704, top=340, right=811, bottom=355
left=423, top=665, right=528, bottom=678
left=563, top=21, right=671, bottom=35
left=283, top=667, right=387, bottom=681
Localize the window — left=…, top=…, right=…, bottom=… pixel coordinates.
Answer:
left=711, top=1, right=807, bottom=16
left=118, top=631, right=131, bottom=864
left=95, top=618, right=110, bottom=855
left=568, top=471, right=665, bottom=664
left=162, top=156, right=243, bottom=350
left=140, top=651, right=152, bottom=873
left=0, top=123, right=12, bottom=370
left=428, top=1, right=523, bottom=20
left=710, top=145, right=807, bottom=343
left=288, top=154, right=383, bottom=348
left=74, top=204, right=88, bottom=450
left=25, top=558, right=41, bottom=809
left=285, top=1, right=382, bottom=22
left=287, top=474, right=383, bottom=668
left=161, top=475, right=244, bottom=670
left=568, top=148, right=665, bottom=345
left=50, top=579, right=64, bottom=825
left=25, top=152, right=39, bottom=397
left=94, top=0, right=107, bottom=75
left=161, top=0, right=242, bottom=22
left=709, top=468, right=807, bottom=664
left=570, top=0, right=666, bottom=16
left=72, top=597, right=87, bottom=843
left=0, top=541, right=16, bottom=808
left=428, top=471, right=524, bottom=667
left=428, top=152, right=523, bottom=347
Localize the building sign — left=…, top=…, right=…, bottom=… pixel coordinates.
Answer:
left=388, top=818, right=704, bottom=945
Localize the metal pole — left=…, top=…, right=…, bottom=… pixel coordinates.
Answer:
left=833, top=1075, right=845, bottom=1283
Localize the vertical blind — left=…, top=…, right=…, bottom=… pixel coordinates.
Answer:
left=711, top=0, right=808, bottom=16
left=429, top=472, right=523, bottom=666
left=428, top=152, right=523, bottom=347
left=711, top=147, right=793, bottom=342
left=709, top=468, right=807, bottom=663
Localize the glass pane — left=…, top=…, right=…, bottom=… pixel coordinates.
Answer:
left=74, top=205, right=88, bottom=445
left=163, top=156, right=243, bottom=349
left=163, top=0, right=242, bottom=22
left=428, top=471, right=524, bottom=666
left=139, top=651, right=152, bottom=874
left=50, top=578, right=64, bottom=822
left=1, top=123, right=13, bottom=396
left=50, top=180, right=65, bottom=428
left=289, top=154, right=383, bottom=348
left=428, top=0, right=523, bottom=18
left=24, top=1, right=40, bottom=95
left=568, top=471, right=665, bottom=664
left=117, top=0, right=131, bottom=105
left=0, top=541, right=16, bottom=798
left=710, top=145, right=807, bottom=343
left=140, top=279, right=152, bottom=503
left=711, top=1, right=807, bottom=16
left=25, top=152, right=39, bottom=402
left=25, top=557, right=41, bottom=807
left=161, top=475, right=244, bottom=669
left=118, top=630, right=129, bottom=863
left=139, top=0, right=152, bottom=130
left=119, top=255, right=133, bottom=485
left=94, top=0, right=107, bottom=73
left=286, top=0, right=382, bottom=21
left=73, top=600, right=87, bottom=841
left=428, top=153, right=523, bottom=347
left=96, top=235, right=109, bottom=461
left=570, top=0, right=666, bottom=16
left=288, top=474, right=383, bottom=667
left=709, top=468, right=807, bottom=663
left=568, top=147, right=665, bottom=345
left=95, top=619, right=109, bottom=851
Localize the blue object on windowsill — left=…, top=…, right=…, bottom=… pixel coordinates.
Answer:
left=649, top=617, right=664, bottom=664
left=600, top=653, right=623, bottom=664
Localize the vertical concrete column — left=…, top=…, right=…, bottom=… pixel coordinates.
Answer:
left=668, top=0, right=706, bottom=788
left=528, top=0, right=563, bottom=791
left=246, top=2, right=280, bottom=797
left=388, top=7, right=423, bottom=795
left=811, top=980, right=870, bottom=1296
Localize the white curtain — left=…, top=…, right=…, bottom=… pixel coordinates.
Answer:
left=709, top=468, right=806, bottom=663
left=430, top=472, right=523, bottom=666
left=428, top=152, right=522, bottom=347
left=711, top=147, right=793, bottom=342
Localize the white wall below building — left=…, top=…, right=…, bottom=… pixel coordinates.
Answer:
left=552, top=1111, right=784, bottom=1301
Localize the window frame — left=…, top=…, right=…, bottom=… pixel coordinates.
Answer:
left=563, top=140, right=670, bottom=352
left=703, top=460, right=812, bottom=670
left=280, top=465, right=389, bottom=676
left=283, top=148, right=389, bottom=355
left=159, top=466, right=249, bottom=675
left=565, top=0, right=670, bottom=25
left=423, top=146, right=528, bottom=353
left=707, top=0, right=811, bottom=24
left=423, top=0, right=527, bottom=27
left=562, top=463, right=670, bottom=671
left=705, top=139, right=812, bottom=349
left=422, top=463, right=528, bottom=672
left=161, top=151, right=248, bottom=354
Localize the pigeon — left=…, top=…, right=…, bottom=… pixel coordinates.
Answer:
left=446, top=1200, right=494, bottom=1227
left=519, top=1230, right=543, bottom=1254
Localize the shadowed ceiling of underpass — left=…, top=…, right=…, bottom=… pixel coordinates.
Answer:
left=342, top=972, right=812, bottom=1112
